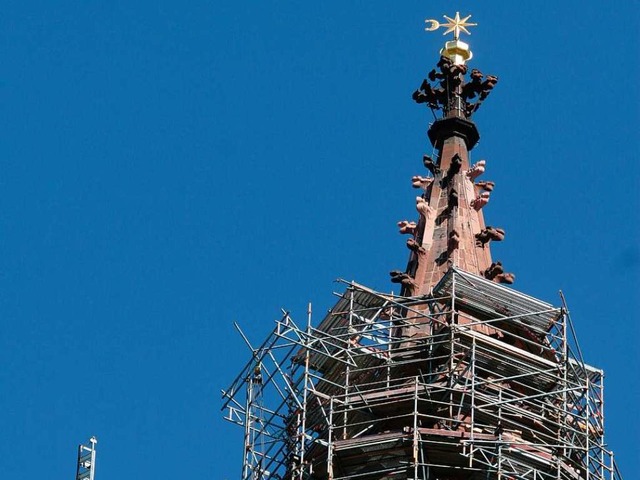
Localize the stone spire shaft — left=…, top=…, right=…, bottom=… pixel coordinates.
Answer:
left=412, top=133, right=492, bottom=295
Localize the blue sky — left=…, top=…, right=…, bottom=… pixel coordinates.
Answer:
left=0, top=1, right=637, bottom=479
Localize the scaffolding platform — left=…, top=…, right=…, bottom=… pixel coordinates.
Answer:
left=221, top=268, right=622, bottom=480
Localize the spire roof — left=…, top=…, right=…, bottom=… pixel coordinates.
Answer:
left=393, top=13, right=510, bottom=295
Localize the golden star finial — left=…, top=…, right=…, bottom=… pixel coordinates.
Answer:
left=425, top=12, right=477, bottom=40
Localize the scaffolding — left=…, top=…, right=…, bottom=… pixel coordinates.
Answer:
left=76, top=437, right=97, bottom=480
left=222, top=268, right=622, bottom=480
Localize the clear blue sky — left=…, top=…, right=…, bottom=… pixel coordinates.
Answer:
left=0, top=1, right=637, bottom=479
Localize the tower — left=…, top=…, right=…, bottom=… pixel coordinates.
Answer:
left=221, top=12, right=623, bottom=480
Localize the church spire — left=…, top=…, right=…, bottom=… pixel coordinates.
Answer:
left=393, top=12, right=513, bottom=295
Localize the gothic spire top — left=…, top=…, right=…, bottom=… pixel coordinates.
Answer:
left=425, top=12, right=477, bottom=65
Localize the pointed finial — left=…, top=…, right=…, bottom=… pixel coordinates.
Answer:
left=424, top=12, right=477, bottom=65
left=425, top=12, right=477, bottom=41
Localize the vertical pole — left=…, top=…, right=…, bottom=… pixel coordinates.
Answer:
left=585, top=376, right=591, bottom=480
left=327, top=398, right=334, bottom=480
left=343, top=287, right=355, bottom=440
left=242, top=374, right=254, bottom=480
left=450, top=270, right=456, bottom=316
left=497, top=388, right=503, bottom=480
left=76, top=444, right=82, bottom=480
left=599, top=374, right=606, bottom=480
left=449, top=272, right=457, bottom=429
left=296, top=303, right=312, bottom=480
left=610, top=451, right=615, bottom=480
left=559, top=309, right=568, bottom=480
left=469, top=335, right=476, bottom=468
left=413, top=376, right=419, bottom=480
left=76, top=445, right=82, bottom=480
left=88, top=439, right=97, bottom=480
left=387, top=300, right=393, bottom=390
